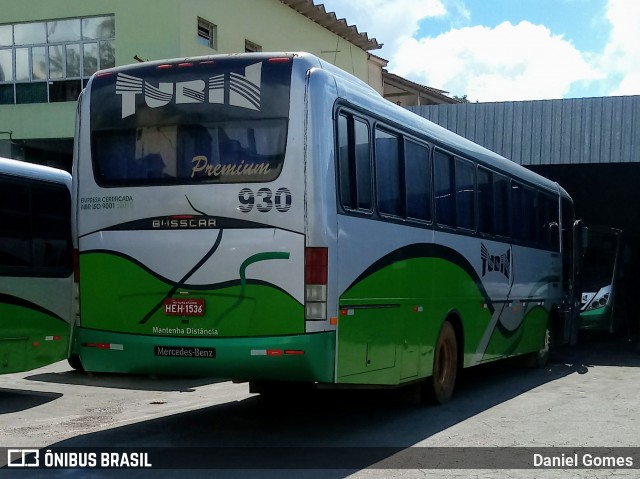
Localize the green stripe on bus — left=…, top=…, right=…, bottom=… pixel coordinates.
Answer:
left=0, top=303, right=69, bottom=374
left=337, top=250, right=548, bottom=384
left=79, top=252, right=303, bottom=337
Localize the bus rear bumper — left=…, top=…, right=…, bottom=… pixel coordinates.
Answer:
left=75, top=328, right=335, bottom=383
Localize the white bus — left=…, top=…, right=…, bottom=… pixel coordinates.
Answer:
left=0, top=157, right=73, bottom=373
left=71, top=52, right=578, bottom=402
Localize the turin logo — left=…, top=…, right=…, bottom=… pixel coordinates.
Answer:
left=481, top=243, right=511, bottom=280
left=116, top=62, right=262, bottom=118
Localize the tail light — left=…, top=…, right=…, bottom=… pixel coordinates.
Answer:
left=304, top=247, right=327, bottom=320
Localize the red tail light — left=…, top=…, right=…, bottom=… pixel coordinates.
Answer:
left=305, top=247, right=328, bottom=285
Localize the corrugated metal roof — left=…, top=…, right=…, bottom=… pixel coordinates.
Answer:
left=280, top=0, right=382, bottom=51
left=409, top=96, right=640, bottom=165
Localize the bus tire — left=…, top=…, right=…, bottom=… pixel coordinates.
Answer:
left=425, top=321, right=458, bottom=404
left=522, top=320, right=552, bottom=368
left=67, top=354, right=85, bottom=373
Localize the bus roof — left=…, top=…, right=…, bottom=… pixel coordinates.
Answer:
left=0, top=156, right=71, bottom=187
left=307, top=54, right=569, bottom=198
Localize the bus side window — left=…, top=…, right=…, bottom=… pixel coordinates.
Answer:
left=337, top=113, right=355, bottom=209
left=455, top=158, right=475, bottom=231
left=477, top=167, right=493, bottom=235
left=493, top=174, right=509, bottom=237
left=434, top=150, right=455, bottom=228
left=511, top=181, right=524, bottom=242
left=523, top=187, right=538, bottom=244
left=375, top=128, right=403, bottom=217
left=404, top=140, right=431, bottom=222
left=337, top=112, right=372, bottom=213
left=354, top=118, right=372, bottom=210
left=0, top=180, right=30, bottom=268
left=540, top=194, right=560, bottom=251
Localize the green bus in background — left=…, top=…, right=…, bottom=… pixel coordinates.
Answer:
left=0, top=156, right=73, bottom=374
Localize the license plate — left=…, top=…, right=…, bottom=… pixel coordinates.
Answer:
left=163, top=298, right=205, bottom=316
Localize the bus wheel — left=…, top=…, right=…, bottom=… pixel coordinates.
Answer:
left=67, top=354, right=85, bottom=373
left=523, top=322, right=551, bottom=368
left=426, top=321, right=458, bottom=404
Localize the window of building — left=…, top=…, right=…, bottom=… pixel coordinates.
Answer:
left=245, top=40, right=262, bottom=53
left=0, top=15, right=115, bottom=105
left=197, top=17, right=217, bottom=49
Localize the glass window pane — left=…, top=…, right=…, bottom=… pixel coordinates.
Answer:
left=66, top=44, right=81, bottom=77
left=32, top=46, right=46, bottom=80
left=0, top=25, right=12, bottom=47
left=477, top=168, right=492, bottom=234
left=31, top=184, right=72, bottom=271
left=83, top=42, right=98, bottom=76
left=49, top=79, right=82, bottom=102
left=83, top=16, right=115, bottom=40
left=354, top=119, right=371, bottom=210
left=511, top=182, right=524, bottom=241
left=405, top=140, right=431, bottom=222
left=14, top=22, right=46, bottom=45
left=523, top=188, right=537, bottom=243
left=0, top=84, right=14, bottom=104
left=99, top=40, right=115, bottom=69
left=337, top=114, right=354, bottom=209
left=49, top=45, right=64, bottom=79
left=47, top=19, right=81, bottom=42
left=16, top=82, right=47, bottom=104
left=434, top=150, right=454, bottom=227
left=456, top=159, right=475, bottom=230
left=549, top=197, right=560, bottom=251
left=0, top=49, right=13, bottom=82
left=375, top=128, right=402, bottom=217
left=15, top=48, right=29, bottom=81
left=494, top=174, right=509, bottom=237
left=0, top=180, right=31, bottom=268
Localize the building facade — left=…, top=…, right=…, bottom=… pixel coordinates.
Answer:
left=0, top=0, right=385, bottom=170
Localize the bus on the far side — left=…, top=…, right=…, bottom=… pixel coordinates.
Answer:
left=0, top=157, right=73, bottom=374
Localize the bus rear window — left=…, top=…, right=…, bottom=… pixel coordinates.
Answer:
left=89, top=56, right=292, bottom=186
left=92, top=120, right=286, bottom=185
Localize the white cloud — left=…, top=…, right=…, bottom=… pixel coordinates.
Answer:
left=600, top=0, right=640, bottom=95
left=320, top=0, right=446, bottom=51
left=320, top=0, right=640, bottom=101
left=391, top=21, right=603, bottom=102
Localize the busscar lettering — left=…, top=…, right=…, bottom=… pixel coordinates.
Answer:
left=191, top=156, right=271, bottom=178
left=151, top=218, right=216, bottom=229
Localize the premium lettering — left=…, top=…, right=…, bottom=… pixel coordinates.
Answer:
left=191, top=156, right=271, bottom=178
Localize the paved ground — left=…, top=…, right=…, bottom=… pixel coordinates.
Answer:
left=0, top=334, right=638, bottom=478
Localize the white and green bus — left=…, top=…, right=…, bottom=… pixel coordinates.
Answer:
left=0, top=157, right=73, bottom=374
left=71, top=52, right=578, bottom=402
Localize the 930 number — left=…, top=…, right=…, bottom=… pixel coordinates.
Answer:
left=238, top=187, right=292, bottom=213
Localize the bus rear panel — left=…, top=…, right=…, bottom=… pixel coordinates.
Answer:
left=73, top=54, right=335, bottom=381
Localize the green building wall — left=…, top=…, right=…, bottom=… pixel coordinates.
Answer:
left=0, top=0, right=372, bottom=164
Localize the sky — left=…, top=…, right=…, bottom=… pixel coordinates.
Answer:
left=317, top=0, right=640, bottom=102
